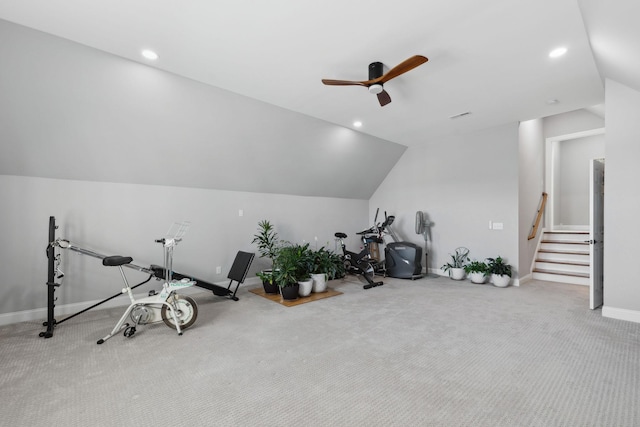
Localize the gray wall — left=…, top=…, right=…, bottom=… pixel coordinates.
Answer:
left=557, top=134, right=605, bottom=226
left=544, top=109, right=605, bottom=139
left=602, top=79, right=640, bottom=321
left=0, top=175, right=368, bottom=322
left=518, top=119, right=545, bottom=279
left=369, top=123, right=520, bottom=278
left=543, top=110, right=605, bottom=230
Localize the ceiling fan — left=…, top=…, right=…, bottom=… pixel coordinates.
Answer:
left=321, top=55, right=428, bottom=107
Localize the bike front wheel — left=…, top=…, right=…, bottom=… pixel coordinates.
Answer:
left=161, top=295, right=198, bottom=330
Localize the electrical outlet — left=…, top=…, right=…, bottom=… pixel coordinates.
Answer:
left=493, top=222, right=504, bottom=230
left=216, top=266, right=222, bottom=274
left=238, top=209, right=243, bottom=217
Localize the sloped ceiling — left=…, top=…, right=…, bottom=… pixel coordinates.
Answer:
left=0, top=19, right=406, bottom=199
left=1, top=0, right=629, bottom=198
left=578, top=0, right=640, bottom=94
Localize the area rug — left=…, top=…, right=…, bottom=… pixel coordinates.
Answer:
left=249, top=287, right=342, bottom=307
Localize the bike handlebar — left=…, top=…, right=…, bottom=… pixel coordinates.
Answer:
left=155, top=237, right=182, bottom=246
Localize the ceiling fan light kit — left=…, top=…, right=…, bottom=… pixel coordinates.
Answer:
left=368, top=84, right=383, bottom=95
left=321, top=55, right=428, bottom=107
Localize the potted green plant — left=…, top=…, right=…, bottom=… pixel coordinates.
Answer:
left=295, top=243, right=315, bottom=297
left=273, top=243, right=314, bottom=300
left=486, top=256, right=512, bottom=287
left=464, top=259, right=489, bottom=284
left=310, top=247, right=334, bottom=293
left=252, top=220, right=281, bottom=294
left=441, top=247, right=469, bottom=280
left=255, top=270, right=276, bottom=293
left=328, top=251, right=346, bottom=280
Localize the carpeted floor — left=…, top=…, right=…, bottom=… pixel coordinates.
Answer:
left=1, top=275, right=639, bottom=426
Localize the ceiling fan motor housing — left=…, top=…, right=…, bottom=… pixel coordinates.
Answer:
left=368, top=62, right=384, bottom=94
left=369, top=62, right=384, bottom=80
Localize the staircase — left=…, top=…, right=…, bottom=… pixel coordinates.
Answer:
left=532, top=230, right=590, bottom=286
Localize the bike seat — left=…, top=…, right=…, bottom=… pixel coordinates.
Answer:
left=102, top=256, right=133, bottom=267
left=335, top=232, right=347, bottom=239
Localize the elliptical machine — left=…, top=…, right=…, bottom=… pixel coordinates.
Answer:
left=334, top=209, right=393, bottom=289
left=384, top=212, right=424, bottom=280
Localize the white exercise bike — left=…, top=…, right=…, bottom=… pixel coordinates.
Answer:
left=97, top=222, right=198, bottom=344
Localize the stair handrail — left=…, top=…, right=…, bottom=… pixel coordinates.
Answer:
left=528, top=192, right=548, bottom=240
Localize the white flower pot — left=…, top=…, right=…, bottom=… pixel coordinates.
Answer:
left=298, top=279, right=313, bottom=297
left=469, top=272, right=486, bottom=284
left=450, top=268, right=465, bottom=280
left=491, top=274, right=510, bottom=288
left=311, top=273, right=327, bottom=293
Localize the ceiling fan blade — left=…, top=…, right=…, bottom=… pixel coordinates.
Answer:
left=321, top=79, right=367, bottom=86
left=378, top=55, right=428, bottom=84
left=377, top=90, right=392, bottom=107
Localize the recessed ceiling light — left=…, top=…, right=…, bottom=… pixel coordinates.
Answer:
left=141, top=49, right=159, bottom=60
left=353, top=121, right=363, bottom=128
left=549, top=47, right=567, bottom=58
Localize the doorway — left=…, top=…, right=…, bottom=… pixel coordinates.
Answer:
left=544, top=128, right=605, bottom=309
left=545, top=128, right=605, bottom=230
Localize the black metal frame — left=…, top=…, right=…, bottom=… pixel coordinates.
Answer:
left=40, top=216, right=58, bottom=338
left=40, top=216, right=155, bottom=338
left=338, top=238, right=384, bottom=290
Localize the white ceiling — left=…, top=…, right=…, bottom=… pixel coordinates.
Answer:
left=0, top=0, right=623, bottom=147
left=578, top=0, right=640, bottom=95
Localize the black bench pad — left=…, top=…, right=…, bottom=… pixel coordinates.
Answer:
left=102, top=256, right=133, bottom=266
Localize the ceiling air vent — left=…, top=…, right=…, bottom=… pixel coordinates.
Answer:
left=449, top=111, right=472, bottom=119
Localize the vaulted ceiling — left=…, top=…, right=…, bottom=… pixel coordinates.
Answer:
left=1, top=0, right=638, bottom=198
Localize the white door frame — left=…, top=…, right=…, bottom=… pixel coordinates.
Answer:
left=544, top=128, right=605, bottom=230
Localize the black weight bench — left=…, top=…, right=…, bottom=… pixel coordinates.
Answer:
left=151, top=251, right=254, bottom=301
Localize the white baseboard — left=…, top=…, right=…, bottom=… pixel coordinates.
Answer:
left=0, top=277, right=263, bottom=327
left=241, top=277, right=262, bottom=287
left=0, top=307, right=51, bottom=327
left=602, top=306, right=640, bottom=324
left=518, top=273, right=532, bottom=284
left=0, top=293, right=144, bottom=327
left=431, top=268, right=446, bottom=277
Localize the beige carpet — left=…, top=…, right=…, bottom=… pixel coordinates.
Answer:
left=1, top=275, right=639, bottom=426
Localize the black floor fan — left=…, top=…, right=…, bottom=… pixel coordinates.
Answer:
left=415, top=211, right=436, bottom=278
